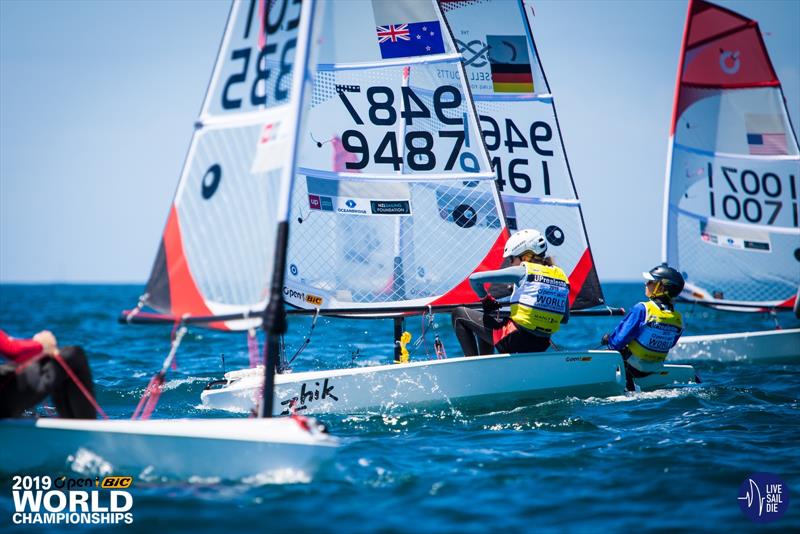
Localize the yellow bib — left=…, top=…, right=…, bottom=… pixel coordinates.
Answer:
left=627, top=300, right=683, bottom=362
left=509, top=262, right=570, bottom=335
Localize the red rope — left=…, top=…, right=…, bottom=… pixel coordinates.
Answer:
left=131, top=374, right=164, bottom=420
left=50, top=352, right=108, bottom=420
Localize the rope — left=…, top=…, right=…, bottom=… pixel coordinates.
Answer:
left=131, top=324, right=187, bottom=420
left=286, top=307, right=320, bottom=367
left=50, top=352, right=109, bottom=420
left=125, top=293, right=148, bottom=323
left=247, top=329, right=261, bottom=368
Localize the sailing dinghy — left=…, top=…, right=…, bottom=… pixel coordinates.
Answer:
left=1, top=0, right=338, bottom=480
left=660, top=0, right=800, bottom=363
left=199, top=0, right=697, bottom=416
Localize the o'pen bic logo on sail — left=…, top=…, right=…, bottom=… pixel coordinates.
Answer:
left=11, top=475, right=134, bottom=525
left=737, top=472, right=790, bottom=523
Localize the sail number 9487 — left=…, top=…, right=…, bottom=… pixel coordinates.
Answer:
left=340, top=85, right=480, bottom=173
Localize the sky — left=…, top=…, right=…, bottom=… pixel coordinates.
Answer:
left=1, top=0, right=798, bottom=283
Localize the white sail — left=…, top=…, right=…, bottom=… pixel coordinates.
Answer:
left=143, top=0, right=314, bottom=329
left=282, top=0, right=507, bottom=311
left=439, top=0, right=605, bottom=310
left=663, top=0, right=800, bottom=310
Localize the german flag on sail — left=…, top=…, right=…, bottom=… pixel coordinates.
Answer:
left=487, top=35, right=533, bottom=93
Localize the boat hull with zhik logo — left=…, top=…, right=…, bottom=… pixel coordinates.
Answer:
left=201, top=351, right=698, bottom=415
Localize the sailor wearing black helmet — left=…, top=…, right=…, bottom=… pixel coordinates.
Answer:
left=600, top=263, right=685, bottom=390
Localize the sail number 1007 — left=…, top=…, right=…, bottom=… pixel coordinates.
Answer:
left=708, top=164, right=798, bottom=227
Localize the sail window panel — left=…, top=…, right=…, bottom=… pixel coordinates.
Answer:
left=673, top=212, right=797, bottom=303
left=674, top=87, right=797, bottom=156
left=315, top=0, right=454, bottom=66
left=300, top=62, right=491, bottom=177
left=510, top=199, right=594, bottom=270
left=175, top=124, right=280, bottom=310
left=204, top=0, right=303, bottom=118
left=286, top=176, right=502, bottom=309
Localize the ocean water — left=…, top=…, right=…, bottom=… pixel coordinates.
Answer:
left=1, top=283, right=798, bottom=532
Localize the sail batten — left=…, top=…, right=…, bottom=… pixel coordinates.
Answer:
left=663, top=0, right=800, bottom=310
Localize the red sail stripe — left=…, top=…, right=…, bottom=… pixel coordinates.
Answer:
left=163, top=205, right=220, bottom=325
left=776, top=294, right=796, bottom=310
left=567, top=248, right=594, bottom=307
left=430, top=229, right=510, bottom=306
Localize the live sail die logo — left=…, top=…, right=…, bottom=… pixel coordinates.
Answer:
left=737, top=472, right=790, bottom=523
left=10, top=475, right=135, bottom=526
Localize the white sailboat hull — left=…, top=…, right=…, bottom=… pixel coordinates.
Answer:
left=669, top=328, right=800, bottom=363
left=0, top=417, right=338, bottom=480
left=201, top=351, right=699, bottom=415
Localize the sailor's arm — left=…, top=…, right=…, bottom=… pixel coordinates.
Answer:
left=0, top=329, right=44, bottom=364
left=468, top=266, right=527, bottom=298
left=607, top=303, right=646, bottom=350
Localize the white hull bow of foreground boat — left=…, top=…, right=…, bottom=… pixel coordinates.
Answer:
left=669, top=328, right=800, bottom=363
left=0, top=417, right=338, bottom=480
left=201, top=351, right=699, bottom=415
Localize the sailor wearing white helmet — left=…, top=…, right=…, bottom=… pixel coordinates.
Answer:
left=451, top=229, right=571, bottom=356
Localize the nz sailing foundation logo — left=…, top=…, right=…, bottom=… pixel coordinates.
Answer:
left=737, top=472, right=789, bottom=523
left=11, top=475, right=134, bottom=526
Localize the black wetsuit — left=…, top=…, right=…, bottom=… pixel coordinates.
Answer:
left=0, top=346, right=97, bottom=419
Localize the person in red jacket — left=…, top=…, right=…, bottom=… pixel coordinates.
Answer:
left=0, top=329, right=96, bottom=418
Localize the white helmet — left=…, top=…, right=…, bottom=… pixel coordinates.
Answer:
left=503, top=229, right=547, bottom=258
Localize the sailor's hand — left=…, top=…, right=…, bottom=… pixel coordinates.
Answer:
left=481, top=294, right=502, bottom=312
left=33, top=330, right=58, bottom=356
left=600, top=333, right=610, bottom=346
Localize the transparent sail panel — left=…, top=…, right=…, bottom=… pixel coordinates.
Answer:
left=286, top=176, right=502, bottom=308
left=664, top=0, right=800, bottom=308
left=203, top=0, right=303, bottom=118
left=440, top=0, right=604, bottom=309
left=284, top=0, right=503, bottom=310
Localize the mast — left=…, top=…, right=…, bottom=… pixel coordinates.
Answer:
left=260, top=0, right=318, bottom=418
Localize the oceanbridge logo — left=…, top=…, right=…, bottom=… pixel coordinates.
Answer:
left=11, top=475, right=134, bottom=525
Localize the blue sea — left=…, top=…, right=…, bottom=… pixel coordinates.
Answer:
left=1, top=283, right=798, bottom=532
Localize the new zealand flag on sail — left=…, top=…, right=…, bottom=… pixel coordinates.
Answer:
left=376, top=21, right=445, bottom=59
left=373, top=0, right=445, bottom=59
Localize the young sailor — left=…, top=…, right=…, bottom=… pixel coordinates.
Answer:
left=601, top=264, right=685, bottom=390
left=452, top=229, right=570, bottom=356
left=0, top=329, right=97, bottom=418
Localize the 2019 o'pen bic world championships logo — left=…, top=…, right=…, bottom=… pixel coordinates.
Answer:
left=737, top=472, right=790, bottom=523
left=10, top=475, right=134, bottom=526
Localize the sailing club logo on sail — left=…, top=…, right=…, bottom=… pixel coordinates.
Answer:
left=10, top=475, right=134, bottom=526
left=280, top=379, right=338, bottom=415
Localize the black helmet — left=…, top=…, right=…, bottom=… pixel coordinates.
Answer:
left=642, top=263, right=685, bottom=298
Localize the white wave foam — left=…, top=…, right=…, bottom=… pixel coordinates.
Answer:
left=68, top=448, right=113, bottom=476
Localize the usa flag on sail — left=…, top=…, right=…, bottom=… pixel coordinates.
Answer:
left=745, top=113, right=788, bottom=155
left=372, top=0, right=444, bottom=59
